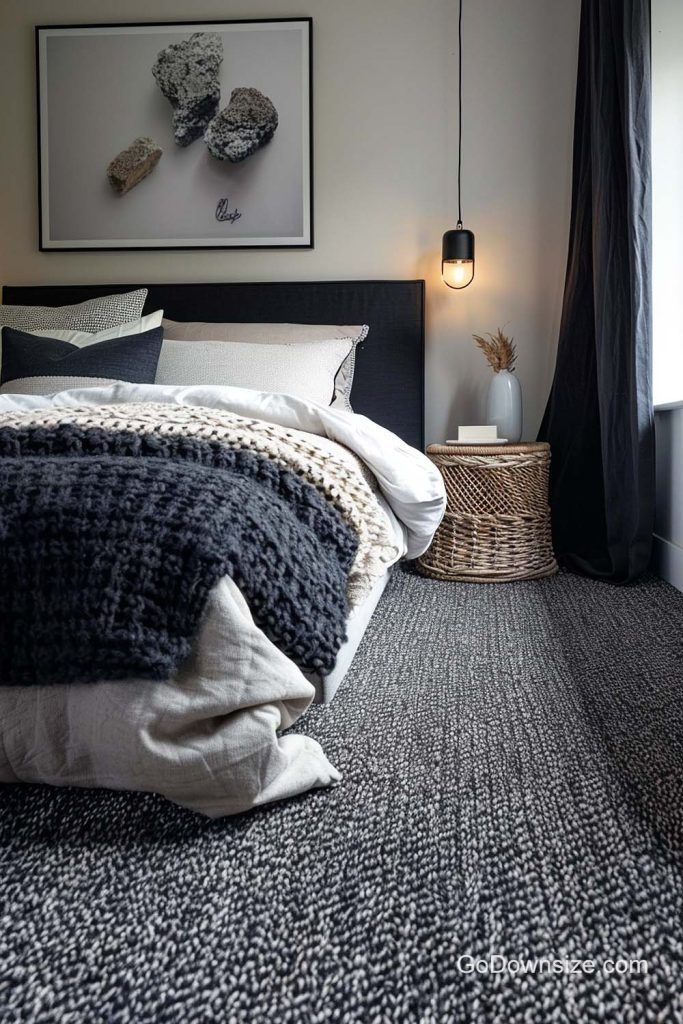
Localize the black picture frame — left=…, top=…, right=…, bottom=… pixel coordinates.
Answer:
left=35, top=18, right=313, bottom=252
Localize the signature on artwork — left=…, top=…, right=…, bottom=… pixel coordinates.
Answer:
left=215, top=198, right=242, bottom=224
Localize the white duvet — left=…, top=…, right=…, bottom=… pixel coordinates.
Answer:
left=0, top=384, right=445, bottom=816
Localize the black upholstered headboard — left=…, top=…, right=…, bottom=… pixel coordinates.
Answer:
left=2, top=280, right=425, bottom=449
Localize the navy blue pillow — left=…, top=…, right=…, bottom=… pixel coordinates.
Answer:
left=0, top=325, right=163, bottom=391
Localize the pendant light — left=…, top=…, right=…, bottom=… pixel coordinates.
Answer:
left=442, top=0, right=475, bottom=289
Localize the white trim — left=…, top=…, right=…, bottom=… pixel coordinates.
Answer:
left=654, top=399, right=683, bottom=413
left=652, top=534, right=683, bottom=593
left=38, top=23, right=306, bottom=38
left=299, top=25, right=311, bottom=244
left=652, top=0, right=683, bottom=406
left=40, top=236, right=309, bottom=249
left=39, top=32, right=50, bottom=247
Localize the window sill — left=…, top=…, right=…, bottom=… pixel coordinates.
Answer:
left=654, top=399, right=683, bottom=413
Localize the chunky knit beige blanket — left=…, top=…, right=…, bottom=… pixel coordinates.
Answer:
left=4, top=403, right=400, bottom=606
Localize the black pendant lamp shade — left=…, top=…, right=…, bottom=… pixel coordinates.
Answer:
left=442, top=224, right=475, bottom=289
left=443, top=0, right=475, bottom=290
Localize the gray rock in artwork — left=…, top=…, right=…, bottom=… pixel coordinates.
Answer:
left=153, top=32, right=223, bottom=146
left=204, top=87, right=278, bottom=162
left=107, top=136, right=162, bottom=194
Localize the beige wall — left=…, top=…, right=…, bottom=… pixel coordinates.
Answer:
left=0, top=0, right=580, bottom=444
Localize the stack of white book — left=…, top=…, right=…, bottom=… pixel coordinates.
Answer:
left=445, top=425, right=508, bottom=445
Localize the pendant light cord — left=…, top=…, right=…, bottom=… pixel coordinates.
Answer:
left=457, top=0, right=463, bottom=229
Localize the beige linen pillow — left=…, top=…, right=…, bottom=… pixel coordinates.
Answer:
left=156, top=337, right=354, bottom=407
left=161, top=320, right=368, bottom=410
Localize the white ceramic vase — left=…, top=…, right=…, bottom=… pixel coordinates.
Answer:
left=486, top=369, right=522, bottom=443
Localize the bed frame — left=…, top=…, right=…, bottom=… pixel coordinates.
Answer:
left=2, top=280, right=425, bottom=450
left=2, top=278, right=425, bottom=702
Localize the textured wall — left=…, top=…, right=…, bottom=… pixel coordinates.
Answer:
left=0, top=0, right=580, bottom=443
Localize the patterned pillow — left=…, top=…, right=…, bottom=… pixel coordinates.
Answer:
left=0, top=289, right=148, bottom=333
left=0, top=325, right=163, bottom=395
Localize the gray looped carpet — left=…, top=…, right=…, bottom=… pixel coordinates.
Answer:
left=1, top=567, right=683, bottom=1023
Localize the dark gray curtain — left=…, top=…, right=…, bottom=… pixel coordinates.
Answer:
left=538, top=0, right=654, bottom=583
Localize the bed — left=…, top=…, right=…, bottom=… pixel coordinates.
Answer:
left=0, top=280, right=444, bottom=816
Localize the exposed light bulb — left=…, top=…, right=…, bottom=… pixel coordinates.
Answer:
left=442, top=258, right=475, bottom=290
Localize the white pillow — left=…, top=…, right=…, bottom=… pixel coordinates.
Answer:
left=29, top=310, right=164, bottom=346
left=162, top=319, right=368, bottom=410
left=156, top=337, right=354, bottom=407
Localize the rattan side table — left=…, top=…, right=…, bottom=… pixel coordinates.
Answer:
left=417, top=442, right=558, bottom=583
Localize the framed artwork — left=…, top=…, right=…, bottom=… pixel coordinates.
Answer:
left=36, top=19, right=313, bottom=250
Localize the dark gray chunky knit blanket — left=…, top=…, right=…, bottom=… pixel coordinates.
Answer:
left=0, top=425, right=358, bottom=686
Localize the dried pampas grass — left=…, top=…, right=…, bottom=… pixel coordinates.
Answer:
left=472, top=326, right=517, bottom=373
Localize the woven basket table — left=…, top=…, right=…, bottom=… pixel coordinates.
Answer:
left=417, top=442, right=558, bottom=583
